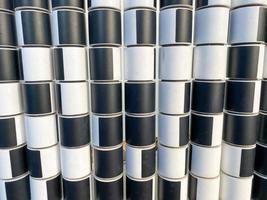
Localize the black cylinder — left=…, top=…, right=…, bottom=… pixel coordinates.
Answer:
left=0, top=12, right=16, bottom=47
left=255, top=144, right=267, bottom=176
left=14, top=0, right=49, bottom=10
left=252, top=172, right=267, bottom=200
left=0, top=49, right=20, bottom=81
left=52, top=0, right=85, bottom=10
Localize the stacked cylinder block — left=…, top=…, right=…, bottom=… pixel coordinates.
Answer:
left=88, top=0, right=124, bottom=199
left=157, top=0, right=193, bottom=199
left=14, top=0, right=62, bottom=199
left=189, top=1, right=230, bottom=199
left=0, top=1, right=30, bottom=199
left=51, top=0, right=92, bottom=199
left=220, top=1, right=267, bottom=200
left=124, top=0, right=157, bottom=199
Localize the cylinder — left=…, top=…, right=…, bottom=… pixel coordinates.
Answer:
left=191, top=80, right=225, bottom=114
left=225, top=80, right=261, bottom=114
left=0, top=173, right=30, bottom=200
left=0, top=82, right=23, bottom=116
left=193, top=45, right=228, bottom=80
left=88, top=0, right=121, bottom=10
left=259, top=112, right=267, bottom=145
left=89, top=47, right=121, bottom=81
left=63, top=175, right=92, bottom=200
left=191, top=112, right=223, bottom=147
left=25, top=114, right=58, bottom=148
left=126, top=113, right=156, bottom=146
left=158, top=144, right=188, bottom=179
left=14, top=0, right=49, bottom=10
left=56, top=81, right=89, bottom=116
left=188, top=173, right=220, bottom=200
left=52, top=9, right=86, bottom=46
left=254, top=143, right=267, bottom=176
left=126, top=175, right=156, bottom=200
left=159, top=46, right=193, bottom=80
left=124, top=0, right=156, bottom=10
left=94, top=175, right=123, bottom=200
left=0, top=12, right=16, bottom=47
left=19, top=47, right=53, bottom=81
left=88, top=9, right=121, bottom=46
left=196, top=0, right=231, bottom=9
left=159, top=8, right=192, bottom=45
left=91, top=82, right=122, bottom=114
left=0, top=48, right=20, bottom=81
left=30, top=174, right=62, bottom=200
left=54, top=47, right=88, bottom=81
left=60, top=145, right=91, bottom=179
left=58, top=114, right=90, bottom=148
left=15, top=10, right=52, bottom=46
left=93, top=145, right=123, bottom=179
left=221, top=142, right=256, bottom=177
left=27, top=144, right=60, bottom=179
left=252, top=172, right=267, bottom=200
left=260, top=80, right=267, bottom=112
left=223, top=112, right=259, bottom=146
left=189, top=143, right=221, bottom=178
left=92, top=113, right=123, bottom=147
left=159, top=81, right=191, bottom=115
left=229, top=6, right=267, bottom=44
left=158, top=113, right=189, bottom=147
left=232, top=0, right=267, bottom=8
left=227, top=44, right=265, bottom=80
left=52, top=0, right=85, bottom=10
left=220, top=172, right=253, bottom=200
left=124, top=46, right=155, bottom=81
left=124, top=9, right=156, bottom=46
left=125, top=82, right=155, bottom=114
left=23, top=82, right=55, bottom=115
left=126, top=144, right=156, bottom=179
left=158, top=175, right=188, bottom=200
left=0, top=144, right=27, bottom=179
left=194, top=7, right=229, bottom=45
left=0, top=114, right=26, bottom=148
left=160, top=0, right=193, bottom=9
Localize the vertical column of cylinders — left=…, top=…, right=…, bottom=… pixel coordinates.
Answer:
left=88, top=1, right=123, bottom=200
left=51, top=0, right=91, bottom=199
left=157, top=1, right=193, bottom=199
left=124, top=1, right=157, bottom=199
left=14, top=0, right=61, bottom=199
left=190, top=1, right=230, bottom=200
left=221, top=1, right=267, bottom=200
left=0, top=1, right=30, bottom=199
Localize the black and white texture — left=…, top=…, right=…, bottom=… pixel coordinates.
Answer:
left=126, top=144, right=156, bottom=179
left=0, top=144, right=28, bottom=179
left=54, top=47, right=88, bottom=81
left=221, top=142, right=256, bottom=177
left=160, top=0, right=193, bottom=9
left=188, top=173, right=220, bottom=200
left=0, top=173, right=30, bottom=200
left=27, top=145, right=60, bottom=179
left=0, top=114, right=26, bottom=148
left=30, top=174, right=62, bottom=200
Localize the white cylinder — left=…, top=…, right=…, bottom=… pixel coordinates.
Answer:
left=89, top=0, right=121, bottom=10
left=231, top=0, right=267, bottom=8
left=159, top=81, right=191, bottom=115
left=0, top=82, right=23, bottom=116
left=193, top=45, right=228, bottom=80
left=124, top=0, right=155, bottom=10
left=60, top=145, right=91, bottom=179
left=194, top=7, right=230, bottom=45
left=159, top=46, right=193, bottom=80
left=124, top=46, right=155, bottom=81
left=56, top=81, right=89, bottom=116
left=190, top=143, right=221, bottom=178
left=20, top=47, right=53, bottom=81
left=25, top=114, right=58, bottom=148
left=220, top=172, right=253, bottom=200
left=158, top=144, right=188, bottom=179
